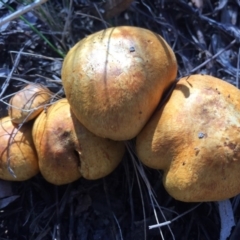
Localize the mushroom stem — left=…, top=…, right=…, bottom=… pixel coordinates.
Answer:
left=217, top=199, right=235, bottom=240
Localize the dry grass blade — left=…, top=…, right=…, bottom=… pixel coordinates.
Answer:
left=125, top=141, right=175, bottom=240
left=149, top=204, right=201, bottom=230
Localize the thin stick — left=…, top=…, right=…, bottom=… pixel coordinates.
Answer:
left=0, top=0, right=48, bottom=27
left=190, top=39, right=237, bottom=73
left=149, top=203, right=201, bottom=230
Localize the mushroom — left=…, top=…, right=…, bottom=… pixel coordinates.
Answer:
left=136, top=74, right=240, bottom=239
left=9, top=83, right=53, bottom=124
left=32, top=98, right=125, bottom=185
left=61, top=26, right=177, bottom=141
left=0, top=116, right=39, bottom=181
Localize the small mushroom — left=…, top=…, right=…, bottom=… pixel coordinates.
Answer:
left=9, top=83, right=53, bottom=124
left=0, top=116, right=39, bottom=181
left=61, top=26, right=177, bottom=141
left=32, top=98, right=125, bottom=185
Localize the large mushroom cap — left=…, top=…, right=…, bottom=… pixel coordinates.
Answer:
left=32, top=98, right=125, bottom=185
left=136, top=74, right=240, bottom=202
left=61, top=26, right=177, bottom=140
left=0, top=117, right=39, bottom=181
left=9, top=83, right=52, bottom=124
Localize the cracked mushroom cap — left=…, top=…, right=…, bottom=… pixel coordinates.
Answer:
left=32, top=98, right=125, bottom=185
left=61, top=26, right=177, bottom=141
left=9, top=83, right=52, bottom=124
left=0, top=116, right=39, bottom=181
left=136, top=74, right=240, bottom=202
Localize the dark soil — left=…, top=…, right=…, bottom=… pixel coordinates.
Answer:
left=0, top=0, right=240, bottom=239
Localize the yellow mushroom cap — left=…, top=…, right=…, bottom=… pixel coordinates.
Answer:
left=0, top=116, right=39, bottom=181
left=136, top=74, right=240, bottom=202
left=61, top=26, right=177, bottom=141
left=9, top=83, right=52, bottom=124
left=32, top=98, right=125, bottom=185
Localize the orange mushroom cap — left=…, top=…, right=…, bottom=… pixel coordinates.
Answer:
left=136, top=74, right=240, bottom=202
left=32, top=98, right=125, bottom=185
left=0, top=116, right=39, bottom=181
left=61, top=26, right=177, bottom=141
left=9, top=83, right=52, bottom=124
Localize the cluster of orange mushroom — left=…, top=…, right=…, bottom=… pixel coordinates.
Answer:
left=2, top=26, right=239, bottom=238
left=2, top=26, right=240, bottom=207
